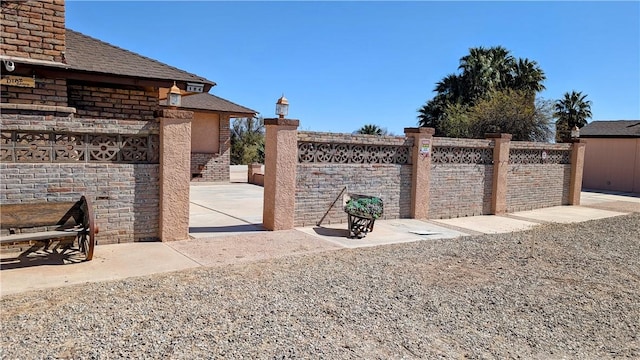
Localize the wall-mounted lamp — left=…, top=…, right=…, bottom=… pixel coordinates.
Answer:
left=168, top=81, right=181, bottom=107
left=275, top=94, right=289, bottom=119
left=570, top=125, right=580, bottom=140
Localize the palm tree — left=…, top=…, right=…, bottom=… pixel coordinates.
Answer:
left=356, top=124, right=384, bottom=136
left=511, top=58, right=546, bottom=94
left=458, top=46, right=515, bottom=102
left=417, top=46, right=548, bottom=138
left=554, top=91, right=592, bottom=142
left=434, top=73, right=466, bottom=103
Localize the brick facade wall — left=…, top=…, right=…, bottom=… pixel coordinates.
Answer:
left=0, top=0, right=65, bottom=63
left=190, top=116, right=230, bottom=182
left=68, top=83, right=159, bottom=120
left=1, top=78, right=68, bottom=107
left=190, top=153, right=228, bottom=182
left=429, top=164, right=493, bottom=218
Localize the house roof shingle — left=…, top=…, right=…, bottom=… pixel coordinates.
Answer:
left=580, top=120, right=640, bottom=138
left=64, top=29, right=215, bottom=87
left=161, top=93, right=256, bottom=116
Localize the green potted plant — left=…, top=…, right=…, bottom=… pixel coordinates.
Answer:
left=344, top=194, right=384, bottom=238
left=344, top=195, right=384, bottom=219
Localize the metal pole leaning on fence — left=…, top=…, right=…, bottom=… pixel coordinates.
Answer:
left=316, top=186, right=347, bottom=226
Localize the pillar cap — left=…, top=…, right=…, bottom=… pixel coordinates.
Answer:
left=485, top=133, right=512, bottom=140
left=404, top=127, right=435, bottom=135
left=264, top=118, right=300, bottom=127
left=154, top=109, right=194, bottom=119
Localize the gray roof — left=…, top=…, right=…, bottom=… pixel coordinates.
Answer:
left=580, top=120, right=640, bottom=138
left=64, top=29, right=215, bottom=87
left=161, top=93, right=256, bottom=116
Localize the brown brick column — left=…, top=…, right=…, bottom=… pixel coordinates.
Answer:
left=404, top=127, right=435, bottom=219
left=219, top=115, right=231, bottom=182
left=487, top=133, right=512, bottom=214
left=569, top=139, right=586, bottom=205
left=158, top=109, right=193, bottom=241
left=263, top=118, right=299, bottom=230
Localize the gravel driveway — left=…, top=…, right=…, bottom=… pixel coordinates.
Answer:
left=1, top=214, right=639, bottom=359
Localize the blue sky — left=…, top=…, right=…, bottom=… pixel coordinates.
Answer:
left=66, top=1, right=640, bottom=135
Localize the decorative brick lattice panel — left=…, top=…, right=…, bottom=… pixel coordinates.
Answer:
left=509, top=149, right=570, bottom=164
left=432, top=146, right=493, bottom=164
left=298, top=142, right=411, bottom=164
left=0, top=130, right=159, bottom=163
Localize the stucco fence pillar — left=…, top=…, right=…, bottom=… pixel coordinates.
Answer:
left=569, top=139, right=586, bottom=205
left=404, top=127, right=435, bottom=219
left=157, top=109, right=193, bottom=241
left=262, top=118, right=299, bottom=231
left=487, top=133, right=512, bottom=215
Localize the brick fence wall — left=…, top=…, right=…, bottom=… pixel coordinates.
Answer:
left=0, top=110, right=160, bottom=244
left=295, top=131, right=413, bottom=227
left=262, top=123, right=584, bottom=231
left=506, top=142, right=572, bottom=212
left=0, top=163, right=159, bottom=244
left=429, top=137, right=494, bottom=219
left=296, top=163, right=412, bottom=227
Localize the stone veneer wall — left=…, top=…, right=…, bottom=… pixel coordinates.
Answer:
left=506, top=142, right=572, bottom=212
left=429, top=137, right=494, bottom=219
left=0, top=111, right=160, bottom=244
left=295, top=132, right=413, bottom=227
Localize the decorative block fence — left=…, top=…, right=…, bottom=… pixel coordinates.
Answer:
left=296, top=131, right=413, bottom=226
left=262, top=119, right=585, bottom=230
left=1, top=106, right=195, bottom=245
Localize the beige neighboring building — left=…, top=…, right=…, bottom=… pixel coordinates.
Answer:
left=580, top=120, right=640, bottom=193
left=161, top=93, right=256, bottom=182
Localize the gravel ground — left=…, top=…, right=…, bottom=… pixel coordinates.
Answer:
left=1, top=214, right=639, bottom=359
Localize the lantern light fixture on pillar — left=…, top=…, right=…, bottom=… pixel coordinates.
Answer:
left=571, top=125, right=580, bottom=140
left=276, top=94, right=289, bottom=119
left=168, top=81, right=181, bottom=107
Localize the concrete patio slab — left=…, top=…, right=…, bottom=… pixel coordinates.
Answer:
left=580, top=191, right=640, bottom=213
left=1, top=242, right=200, bottom=296
left=297, top=219, right=468, bottom=249
left=580, top=190, right=640, bottom=205
left=511, top=205, right=628, bottom=224
left=431, top=215, right=539, bottom=234
left=189, top=183, right=265, bottom=238
left=167, top=230, right=342, bottom=267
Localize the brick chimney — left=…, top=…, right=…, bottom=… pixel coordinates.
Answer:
left=0, top=0, right=65, bottom=63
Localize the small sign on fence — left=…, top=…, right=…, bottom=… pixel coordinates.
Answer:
left=419, top=139, right=431, bottom=157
